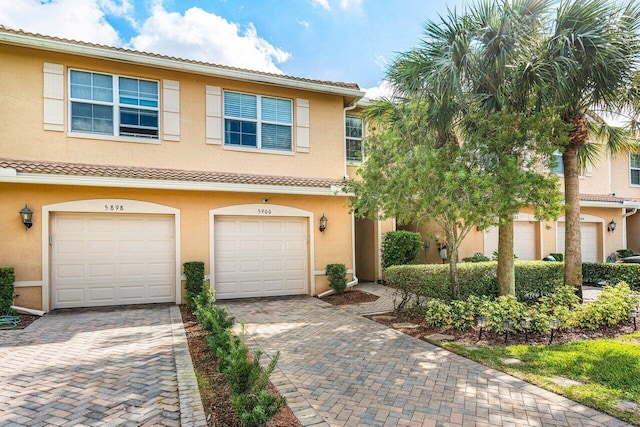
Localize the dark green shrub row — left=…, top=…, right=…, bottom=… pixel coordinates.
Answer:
left=183, top=261, right=205, bottom=307
left=386, top=261, right=565, bottom=307
left=381, top=231, right=422, bottom=269
left=582, top=262, right=640, bottom=289
left=549, top=253, right=564, bottom=262
left=461, top=254, right=491, bottom=263
left=326, top=263, right=347, bottom=294
left=193, top=289, right=284, bottom=426
left=423, top=284, right=639, bottom=335
left=0, top=267, right=15, bottom=315
left=617, top=249, right=638, bottom=259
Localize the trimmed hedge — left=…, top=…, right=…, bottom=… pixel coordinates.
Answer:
left=0, top=267, right=15, bottom=315
left=380, top=231, right=422, bottom=269
left=386, top=261, right=566, bottom=307
left=326, top=263, right=347, bottom=294
left=183, top=261, right=205, bottom=307
left=582, top=262, right=640, bottom=289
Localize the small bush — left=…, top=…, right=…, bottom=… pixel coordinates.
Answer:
left=326, top=264, right=347, bottom=294
left=183, top=261, right=205, bottom=307
left=515, top=261, right=564, bottom=302
left=582, top=263, right=640, bottom=289
left=617, top=249, right=636, bottom=259
left=0, top=267, right=15, bottom=315
left=231, top=388, right=286, bottom=427
left=381, top=231, right=422, bottom=269
left=549, top=253, right=564, bottom=262
left=461, top=254, right=490, bottom=263
left=572, top=282, right=640, bottom=329
left=423, top=299, right=452, bottom=327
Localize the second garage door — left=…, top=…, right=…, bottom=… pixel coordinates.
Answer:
left=557, top=222, right=599, bottom=262
left=214, top=216, right=308, bottom=299
left=52, top=213, right=176, bottom=309
left=484, top=222, right=536, bottom=260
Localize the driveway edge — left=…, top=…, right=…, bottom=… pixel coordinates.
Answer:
left=169, top=305, right=208, bottom=427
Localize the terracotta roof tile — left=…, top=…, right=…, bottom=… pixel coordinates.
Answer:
left=579, top=193, right=637, bottom=204
left=0, top=158, right=344, bottom=189
left=0, top=25, right=360, bottom=91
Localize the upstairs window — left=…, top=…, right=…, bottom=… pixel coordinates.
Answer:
left=223, top=91, right=292, bottom=151
left=346, top=116, right=363, bottom=162
left=550, top=150, right=564, bottom=175
left=632, top=154, right=640, bottom=185
left=69, top=70, right=159, bottom=139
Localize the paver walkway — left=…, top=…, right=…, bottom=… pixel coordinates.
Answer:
left=225, top=284, right=629, bottom=427
left=0, top=305, right=206, bottom=427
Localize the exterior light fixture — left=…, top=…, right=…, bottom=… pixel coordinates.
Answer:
left=19, top=204, right=33, bottom=230
left=477, top=316, right=487, bottom=341
left=503, top=319, right=514, bottom=344
left=607, top=220, right=616, bottom=232
left=631, top=307, right=638, bottom=331
left=548, top=318, right=559, bottom=344
left=319, top=214, right=328, bottom=233
left=520, top=317, right=532, bottom=343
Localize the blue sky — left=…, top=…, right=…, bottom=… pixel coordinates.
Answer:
left=0, top=0, right=466, bottom=97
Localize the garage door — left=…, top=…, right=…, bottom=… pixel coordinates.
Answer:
left=484, top=222, right=536, bottom=260
left=52, top=213, right=175, bottom=309
left=557, top=222, right=599, bottom=262
left=214, top=216, right=308, bottom=299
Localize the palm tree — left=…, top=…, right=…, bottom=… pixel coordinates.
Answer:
left=536, top=0, right=640, bottom=296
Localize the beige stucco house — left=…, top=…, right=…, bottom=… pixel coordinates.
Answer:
left=0, top=26, right=394, bottom=312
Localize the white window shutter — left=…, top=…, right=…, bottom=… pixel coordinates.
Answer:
left=206, top=85, right=222, bottom=145
left=296, top=98, right=310, bottom=153
left=163, top=80, right=180, bottom=141
left=43, top=62, right=64, bottom=131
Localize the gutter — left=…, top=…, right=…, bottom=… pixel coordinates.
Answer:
left=624, top=208, right=638, bottom=218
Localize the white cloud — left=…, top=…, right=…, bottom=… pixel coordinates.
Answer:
left=340, top=0, right=363, bottom=9
left=297, top=19, right=311, bottom=30
left=363, top=80, right=394, bottom=100
left=310, top=0, right=331, bottom=11
left=0, top=0, right=125, bottom=45
left=129, top=6, right=290, bottom=74
left=374, top=54, right=387, bottom=70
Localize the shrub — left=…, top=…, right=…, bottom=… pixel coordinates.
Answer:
left=381, top=231, right=422, bottom=269
left=385, top=264, right=453, bottom=309
left=571, top=282, right=640, bottom=329
left=549, top=253, right=564, bottom=262
left=183, top=261, right=205, bottom=307
left=326, top=264, right=347, bottom=294
left=0, top=267, right=15, bottom=315
left=423, top=299, right=452, bottom=327
left=582, top=263, right=640, bottom=289
left=231, top=388, right=286, bottom=427
left=477, top=295, right=528, bottom=334
left=617, top=249, right=636, bottom=259
left=514, top=261, right=564, bottom=302
left=461, top=254, right=490, bottom=263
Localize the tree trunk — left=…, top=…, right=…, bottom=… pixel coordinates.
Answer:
left=497, top=219, right=515, bottom=296
left=563, top=144, right=583, bottom=300
left=449, top=246, right=460, bottom=300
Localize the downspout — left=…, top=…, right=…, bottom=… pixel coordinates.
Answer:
left=11, top=305, right=45, bottom=316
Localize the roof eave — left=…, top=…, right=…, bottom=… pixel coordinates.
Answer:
left=0, top=30, right=366, bottom=100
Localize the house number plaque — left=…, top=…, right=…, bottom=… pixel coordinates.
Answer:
left=105, top=204, right=125, bottom=212
left=257, top=209, right=272, bottom=215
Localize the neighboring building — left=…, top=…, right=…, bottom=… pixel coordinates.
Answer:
left=401, top=153, right=640, bottom=264
left=0, top=26, right=392, bottom=312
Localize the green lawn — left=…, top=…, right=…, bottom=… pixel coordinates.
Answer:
left=442, top=333, right=640, bottom=425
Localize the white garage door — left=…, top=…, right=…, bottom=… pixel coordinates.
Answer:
left=556, top=222, right=599, bottom=262
left=52, top=213, right=175, bottom=309
left=484, top=222, right=536, bottom=260
left=214, top=216, right=308, bottom=299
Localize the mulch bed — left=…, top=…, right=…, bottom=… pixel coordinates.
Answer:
left=180, top=305, right=301, bottom=427
left=319, top=289, right=379, bottom=305
left=367, top=311, right=639, bottom=346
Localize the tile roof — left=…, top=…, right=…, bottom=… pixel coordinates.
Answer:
left=579, top=193, right=637, bottom=204
left=0, top=25, right=360, bottom=91
left=0, top=158, right=345, bottom=189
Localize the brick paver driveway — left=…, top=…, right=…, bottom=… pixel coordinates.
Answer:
left=226, top=295, right=629, bottom=427
left=0, top=305, right=205, bottom=427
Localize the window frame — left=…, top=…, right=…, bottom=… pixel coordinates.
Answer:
left=631, top=153, right=640, bottom=186
left=223, top=90, right=293, bottom=153
left=68, top=68, right=160, bottom=141
left=345, top=115, right=364, bottom=164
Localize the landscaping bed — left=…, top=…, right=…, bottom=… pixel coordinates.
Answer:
left=319, top=289, right=379, bottom=305
left=180, top=305, right=301, bottom=427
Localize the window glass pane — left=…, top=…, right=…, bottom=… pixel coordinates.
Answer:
left=224, top=92, right=257, bottom=120
left=632, top=169, right=640, bottom=185
left=70, top=102, right=113, bottom=134
left=551, top=153, right=564, bottom=175
left=119, top=77, right=158, bottom=108
left=346, top=138, right=363, bottom=162
left=346, top=116, right=362, bottom=138
left=224, top=119, right=257, bottom=147
left=631, top=154, right=640, bottom=169
left=261, top=97, right=292, bottom=124
left=262, top=123, right=292, bottom=150
left=70, top=70, right=91, bottom=85
left=70, top=70, right=112, bottom=102
left=119, top=107, right=158, bottom=138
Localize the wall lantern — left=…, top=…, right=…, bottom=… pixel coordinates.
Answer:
left=319, top=214, right=328, bottom=233
left=607, top=219, right=616, bottom=233
left=19, top=204, right=33, bottom=230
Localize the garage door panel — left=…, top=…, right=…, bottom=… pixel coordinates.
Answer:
left=214, top=216, right=308, bottom=299
left=556, top=222, right=599, bottom=262
left=52, top=213, right=175, bottom=309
